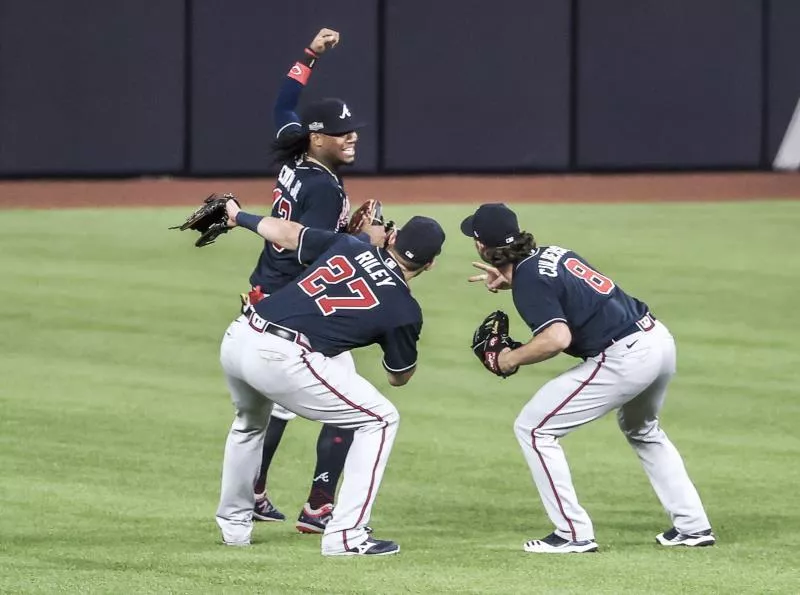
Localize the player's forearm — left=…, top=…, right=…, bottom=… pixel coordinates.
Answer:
left=235, top=211, right=303, bottom=250
left=387, top=368, right=415, bottom=387
left=500, top=324, right=572, bottom=370
left=274, top=49, right=319, bottom=135
left=502, top=340, right=561, bottom=369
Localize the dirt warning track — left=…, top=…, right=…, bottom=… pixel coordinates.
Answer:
left=1, top=172, right=799, bottom=210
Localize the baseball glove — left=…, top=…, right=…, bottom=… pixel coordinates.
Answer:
left=169, top=193, right=239, bottom=247
left=346, top=199, right=395, bottom=236
left=471, top=310, right=522, bottom=378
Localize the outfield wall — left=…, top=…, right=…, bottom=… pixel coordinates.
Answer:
left=1, top=1, right=800, bottom=177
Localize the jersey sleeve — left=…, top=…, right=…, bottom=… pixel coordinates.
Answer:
left=274, top=77, right=303, bottom=139
left=298, top=181, right=345, bottom=230
left=296, top=228, right=341, bottom=265
left=379, top=321, right=421, bottom=374
left=513, top=268, right=568, bottom=335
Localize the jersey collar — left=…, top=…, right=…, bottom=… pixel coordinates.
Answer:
left=376, top=249, right=409, bottom=288
left=304, top=156, right=343, bottom=185
left=514, top=248, right=540, bottom=271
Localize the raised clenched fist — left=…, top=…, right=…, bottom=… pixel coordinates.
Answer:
left=309, top=28, right=340, bottom=54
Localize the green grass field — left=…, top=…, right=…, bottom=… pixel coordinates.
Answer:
left=1, top=201, right=799, bottom=594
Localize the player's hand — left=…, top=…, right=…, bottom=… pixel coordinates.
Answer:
left=468, top=261, right=511, bottom=293
left=225, top=197, right=241, bottom=227
left=309, top=28, right=339, bottom=54
left=384, top=226, right=398, bottom=248
left=498, top=347, right=518, bottom=375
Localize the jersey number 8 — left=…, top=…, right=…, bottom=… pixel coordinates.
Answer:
left=298, top=256, right=380, bottom=316
left=564, top=258, right=615, bottom=295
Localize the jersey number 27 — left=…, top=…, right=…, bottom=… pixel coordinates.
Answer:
left=298, top=255, right=380, bottom=316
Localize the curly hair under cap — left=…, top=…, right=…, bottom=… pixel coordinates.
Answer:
left=482, top=232, right=537, bottom=267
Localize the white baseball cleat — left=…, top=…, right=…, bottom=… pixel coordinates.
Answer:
left=323, top=536, right=400, bottom=557
left=523, top=532, right=598, bottom=554
left=656, top=527, right=715, bottom=547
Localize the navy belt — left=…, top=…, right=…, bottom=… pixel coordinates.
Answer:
left=608, top=312, right=657, bottom=347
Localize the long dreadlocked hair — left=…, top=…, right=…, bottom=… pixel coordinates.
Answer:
left=271, top=129, right=310, bottom=165
left=482, top=231, right=537, bottom=267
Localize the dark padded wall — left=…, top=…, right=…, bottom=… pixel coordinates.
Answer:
left=0, top=1, right=787, bottom=176
left=190, top=0, right=378, bottom=174
left=767, top=0, right=800, bottom=161
left=0, top=1, right=185, bottom=174
left=383, top=0, right=570, bottom=171
left=577, top=0, right=762, bottom=169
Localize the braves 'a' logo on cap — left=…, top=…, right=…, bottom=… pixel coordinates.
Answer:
left=339, top=104, right=352, bottom=119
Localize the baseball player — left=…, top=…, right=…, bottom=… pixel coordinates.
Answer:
left=247, top=28, right=371, bottom=533
left=463, top=203, right=713, bottom=553
left=215, top=198, right=446, bottom=555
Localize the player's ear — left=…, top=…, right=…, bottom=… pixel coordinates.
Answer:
left=309, top=132, right=323, bottom=148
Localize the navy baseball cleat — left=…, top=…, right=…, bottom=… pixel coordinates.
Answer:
left=656, top=527, right=715, bottom=547
left=324, top=537, right=400, bottom=557
left=296, top=502, right=334, bottom=534
left=523, top=532, right=599, bottom=554
left=253, top=495, right=285, bottom=522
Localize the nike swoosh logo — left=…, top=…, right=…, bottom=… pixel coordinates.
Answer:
left=626, top=340, right=639, bottom=349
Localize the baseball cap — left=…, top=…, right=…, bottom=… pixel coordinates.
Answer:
left=394, top=216, right=446, bottom=265
left=459, top=203, right=520, bottom=247
left=301, top=98, right=366, bottom=136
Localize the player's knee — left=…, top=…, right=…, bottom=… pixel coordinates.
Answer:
left=514, top=413, right=543, bottom=444
left=381, top=403, right=400, bottom=427
left=513, top=414, right=528, bottom=439
left=619, top=420, right=661, bottom=443
left=231, top=411, right=269, bottom=435
left=514, top=406, right=551, bottom=440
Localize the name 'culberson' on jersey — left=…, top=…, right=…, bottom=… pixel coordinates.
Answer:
left=512, top=246, right=649, bottom=358
left=254, top=230, right=422, bottom=373
left=249, top=162, right=351, bottom=292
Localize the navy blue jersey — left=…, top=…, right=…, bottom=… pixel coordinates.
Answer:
left=248, top=162, right=350, bottom=291
left=512, top=246, right=649, bottom=358
left=248, top=75, right=350, bottom=292
left=254, top=230, right=422, bottom=372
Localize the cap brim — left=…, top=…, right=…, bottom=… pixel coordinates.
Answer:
left=319, top=121, right=368, bottom=136
left=460, top=214, right=476, bottom=238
